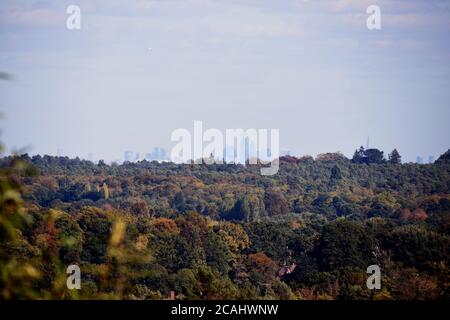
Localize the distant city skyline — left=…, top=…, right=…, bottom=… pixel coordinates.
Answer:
left=25, top=144, right=441, bottom=166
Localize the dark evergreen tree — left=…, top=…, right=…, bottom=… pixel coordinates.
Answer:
left=352, top=146, right=365, bottom=163
left=435, top=149, right=450, bottom=164
left=363, top=148, right=385, bottom=164
left=330, top=165, right=342, bottom=181
left=388, top=149, right=402, bottom=164
left=173, top=192, right=186, bottom=213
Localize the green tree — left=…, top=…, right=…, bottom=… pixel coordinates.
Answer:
left=352, top=146, right=365, bottom=163
left=264, top=190, right=288, bottom=216
left=313, top=220, right=376, bottom=271
left=330, top=165, right=342, bottom=181
left=223, top=194, right=264, bottom=222
left=435, top=149, right=450, bottom=164
left=363, top=149, right=386, bottom=164
left=388, top=149, right=402, bottom=164
left=173, top=192, right=186, bottom=213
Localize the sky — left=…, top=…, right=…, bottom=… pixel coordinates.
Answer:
left=0, top=0, right=449, bottom=163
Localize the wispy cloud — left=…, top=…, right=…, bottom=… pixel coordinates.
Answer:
left=0, top=6, right=63, bottom=28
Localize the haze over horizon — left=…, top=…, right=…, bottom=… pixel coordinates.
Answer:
left=1, top=0, right=449, bottom=163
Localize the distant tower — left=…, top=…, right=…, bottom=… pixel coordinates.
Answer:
left=245, top=136, right=249, bottom=162
left=366, top=136, right=370, bottom=149
left=249, top=140, right=257, bottom=161
left=124, top=151, right=133, bottom=162
left=233, top=141, right=239, bottom=163
left=160, top=148, right=166, bottom=160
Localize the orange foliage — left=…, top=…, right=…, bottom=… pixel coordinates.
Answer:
left=411, top=208, right=428, bottom=221
left=399, top=208, right=428, bottom=221
left=151, top=217, right=180, bottom=235
left=247, top=252, right=278, bottom=278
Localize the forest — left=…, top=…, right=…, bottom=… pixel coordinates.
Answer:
left=0, top=147, right=449, bottom=300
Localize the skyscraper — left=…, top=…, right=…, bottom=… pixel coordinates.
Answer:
left=124, top=151, right=134, bottom=162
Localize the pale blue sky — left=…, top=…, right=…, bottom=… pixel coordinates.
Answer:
left=0, top=0, right=449, bottom=162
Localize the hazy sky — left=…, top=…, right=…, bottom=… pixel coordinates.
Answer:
left=0, top=0, right=449, bottom=162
